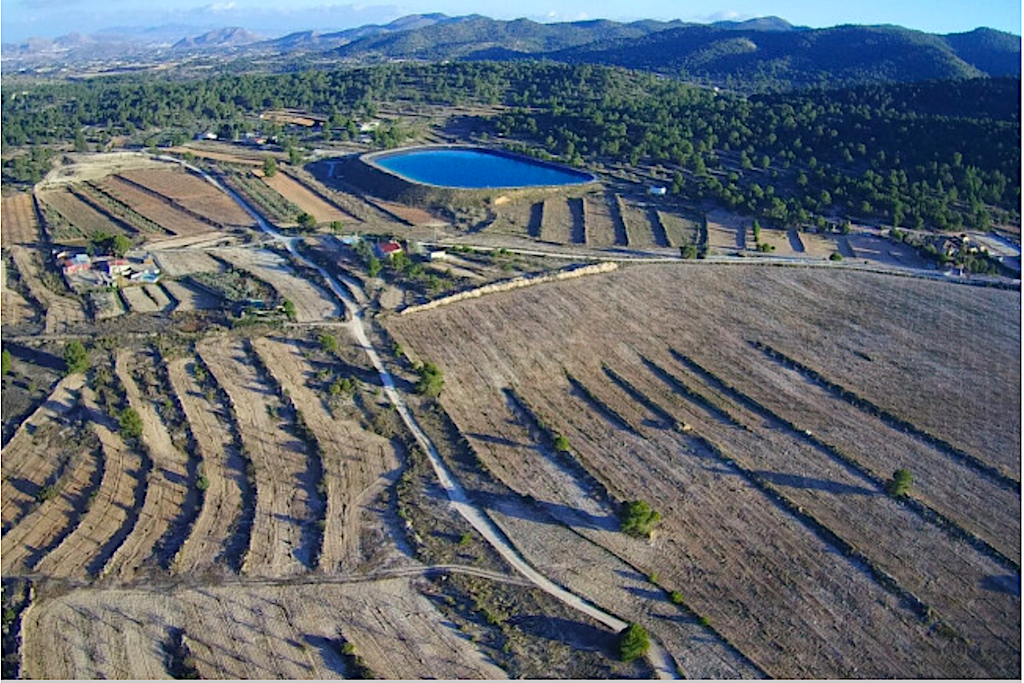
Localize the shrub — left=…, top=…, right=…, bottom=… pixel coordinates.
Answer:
left=415, top=361, right=444, bottom=398
left=35, top=485, right=57, bottom=502
left=63, top=340, right=89, bottom=375
left=829, top=252, right=844, bottom=261
left=263, top=156, right=277, bottom=177
left=318, top=333, right=338, bottom=353
left=680, top=244, right=699, bottom=259
left=669, top=591, right=684, bottom=605
left=119, top=407, right=144, bottom=439
left=282, top=299, right=296, bottom=321
left=620, top=499, right=661, bottom=538
left=297, top=212, right=316, bottom=230
left=618, top=623, right=649, bottom=662
left=887, top=468, right=913, bottom=496
left=553, top=434, right=571, bottom=452
left=1, top=349, right=11, bottom=376
left=367, top=256, right=382, bottom=278
left=196, top=475, right=210, bottom=492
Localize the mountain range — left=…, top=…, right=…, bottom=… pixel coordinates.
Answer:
left=2, top=13, right=1019, bottom=92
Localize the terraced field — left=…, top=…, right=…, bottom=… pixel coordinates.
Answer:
left=38, top=188, right=127, bottom=242
left=1, top=193, right=40, bottom=246
left=197, top=336, right=321, bottom=578
left=387, top=264, right=1021, bottom=679
left=120, top=168, right=255, bottom=227
left=98, top=176, right=216, bottom=237
left=8, top=245, right=87, bottom=333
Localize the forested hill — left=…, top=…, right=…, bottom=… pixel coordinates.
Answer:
left=548, top=25, right=1020, bottom=91
left=324, top=16, right=1019, bottom=92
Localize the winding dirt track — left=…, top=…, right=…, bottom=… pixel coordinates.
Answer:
left=170, top=154, right=683, bottom=678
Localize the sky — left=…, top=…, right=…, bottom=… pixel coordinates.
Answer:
left=2, top=0, right=1021, bottom=43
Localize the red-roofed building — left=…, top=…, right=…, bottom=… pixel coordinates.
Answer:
left=376, top=240, right=403, bottom=259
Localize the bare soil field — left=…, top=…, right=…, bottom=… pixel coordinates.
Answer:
left=166, top=354, right=250, bottom=573
left=252, top=335, right=400, bottom=573
left=102, top=350, right=194, bottom=580
left=1, top=193, right=40, bottom=246
left=706, top=210, right=746, bottom=252
left=120, top=286, right=161, bottom=314
left=166, top=146, right=264, bottom=165
left=847, top=232, right=928, bottom=268
left=1, top=260, right=37, bottom=325
left=38, top=152, right=164, bottom=187
left=388, top=264, right=1021, bottom=678
left=8, top=245, right=87, bottom=333
left=485, top=200, right=538, bottom=239
left=583, top=193, right=624, bottom=247
left=258, top=170, right=353, bottom=224
left=212, top=247, right=341, bottom=322
left=120, top=168, right=255, bottom=227
left=1, top=373, right=87, bottom=530
left=617, top=196, right=666, bottom=248
left=38, top=188, right=127, bottom=241
left=657, top=210, right=699, bottom=248
left=89, top=290, right=126, bottom=319
left=162, top=279, right=221, bottom=311
left=541, top=198, right=573, bottom=243
left=34, top=387, right=145, bottom=579
left=1, top=445, right=99, bottom=574
left=197, top=336, right=320, bottom=578
left=22, top=578, right=506, bottom=679
left=144, top=284, right=174, bottom=311
left=152, top=249, right=222, bottom=277
left=373, top=197, right=440, bottom=226
left=98, top=176, right=217, bottom=237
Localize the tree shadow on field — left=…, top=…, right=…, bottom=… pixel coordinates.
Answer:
left=753, top=470, right=877, bottom=496
left=302, top=634, right=348, bottom=677
left=469, top=489, right=619, bottom=532
left=466, top=432, right=534, bottom=449
left=981, top=574, right=1021, bottom=596
left=508, top=615, right=617, bottom=653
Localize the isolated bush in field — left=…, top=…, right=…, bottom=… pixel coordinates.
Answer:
left=618, top=623, right=649, bottom=662
left=415, top=361, right=444, bottom=398
left=196, top=475, right=210, bottom=492
left=830, top=252, right=844, bottom=261
left=680, top=244, right=699, bottom=259
left=1, top=349, right=12, bottom=375
left=119, top=407, right=143, bottom=439
left=318, top=333, right=338, bottom=353
left=887, top=468, right=914, bottom=496
left=297, top=212, right=316, bottom=230
left=620, top=499, right=661, bottom=538
left=669, top=591, right=684, bottom=605
left=63, top=340, right=89, bottom=375
left=282, top=299, right=297, bottom=321
left=263, top=156, right=277, bottom=177
left=553, top=434, right=571, bottom=452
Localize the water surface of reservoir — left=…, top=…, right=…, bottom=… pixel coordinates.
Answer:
left=371, top=148, right=594, bottom=189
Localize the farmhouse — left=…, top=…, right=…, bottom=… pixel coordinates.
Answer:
left=376, top=240, right=403, bottom=259
left=61, top=253, right=92, bottom=276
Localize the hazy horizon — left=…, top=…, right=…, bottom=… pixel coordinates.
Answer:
left=3, top=0, right=1020, bottom=44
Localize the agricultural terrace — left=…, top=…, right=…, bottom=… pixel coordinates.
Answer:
left=1, top=193, right=40, bottom=246
left=387, top=264, right=1020, bottom=679
left=119, top=168, right=256, bottom=227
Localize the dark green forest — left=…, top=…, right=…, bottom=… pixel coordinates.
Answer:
left=2, top=62, right=1019, bottom=232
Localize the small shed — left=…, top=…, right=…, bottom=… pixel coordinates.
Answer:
left=377, top=241, right=403, bottom=259
left=648, top=186, right=667, bottom=196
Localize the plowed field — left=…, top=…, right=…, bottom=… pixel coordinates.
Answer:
left=1, top=193, right=40, bottom=246
left=387, top=264, right=1021, bottom=679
